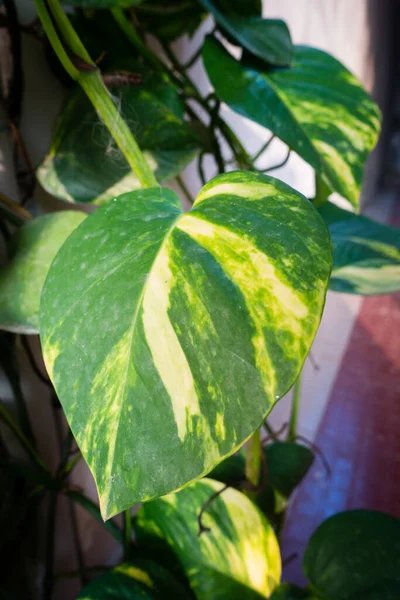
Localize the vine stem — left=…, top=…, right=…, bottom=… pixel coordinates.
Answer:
left=288, top=371, right=302, bottom=441
left=123, top=509, right=132, bottom=560
left=245, top=427, right=262, bottom=499
left=313, top=174, right=330, bottom=208
left=34, top=0, right=157, bottom=189
left=0, top=403, right=48, bottom=472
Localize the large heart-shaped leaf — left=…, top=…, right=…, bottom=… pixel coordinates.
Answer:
left=319, top=201, right=400, bottom=295
left=203, top=37, right=380, bottom=209
left=135, top=478, right=281, bottom=599
left=0, top=212, right=86, bottom=334
left=199, top=0, right=292, bottom=66
left=37, top=69, right=204, bottom=205
left=40, top=172, right=331, bottom=519
left=303, top=510, right=400, bottom=600
left=77, top=560, right=191, bottom=599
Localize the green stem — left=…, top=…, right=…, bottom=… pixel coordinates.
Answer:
left=245, top=427, right=261, bottom=498
left=66, top=490, right=124, bottom=544
left=288, top=372, right=302, bottom=441
left=313, top=174, right=331, bottom=208
left=43, top=490, right=57, bottom=600
left=123, top=509, right=132, bottom=560
left=176, top=175, right=194, bottom=204
left=34, top=0, right=157, bottom=189
left=0, top=403, right=48, bottom=473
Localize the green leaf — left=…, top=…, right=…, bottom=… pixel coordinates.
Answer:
left=270, top=583, right=317, bottom=599
left=210, top=442, right=314, bottom=517
left=0, top=211, right=86, bottom=334
left=213, top=0, right=262, bottom=16
left=37, top=68, right=204, bottom=205
left=199, top=0, right=292, bottom=66
left=354, top=579, right=400, bottom=599
left=318, top=201, right=400, bottom=295
left=266, top=442, right=314, bottom=498
left=136, top=1, right=206, bottom=42
left=203, top=37, right=380, bottom=209
left=135, top=478, right=281, bottom=599
left=62, top=0, right=144, bottom=8
left=39, top=172, right=332, bottom=519
left=303, top=510, right=400, bottom=600
left=77, top=560, right=191, bottom=599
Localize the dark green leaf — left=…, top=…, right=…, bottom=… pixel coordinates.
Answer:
left=0, top=212, right=86, bottom=334
left=40, top=172, right=331, bottom=518
left=354, top=579, right=400, bottom=599
left=270, top=583, right=317, bottom=599
left=136, top=1, right=206, bottom=41
left=77, top=560, right=192, bottom=599
left=303, top=510, right=400, bottom=600
left=135, top=478, right=281, bottom=599
left=213, top=0, right=261, bottom=16
left=199, top=0, right=292, bottom=66
left=319, top=201, right=400, bottom=295
left=37, top=68, right=204, bottom=205
left=203, top=37, right=380, bottom=209
left=210, top=441, right=314, bottom=512
left=266, top=442, right=314, bottom=498
left=62, top=0, right=144, bottom=7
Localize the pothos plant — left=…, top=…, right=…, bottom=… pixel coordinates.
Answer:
left=1, top=0, right=400, bottom=598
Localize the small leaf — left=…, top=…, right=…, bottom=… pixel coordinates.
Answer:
left=77, top=560, right=191, bottom=599
left=40, top=172, right=331, bottom=518
left=319, top=201, right=400, bottom=295
left=303, top=510, right=400, bottom=600
left=135, top=478, right=281, bottom=599
left=37, top=68, right=204, bottom=205
left=266, top=442, right=314, bottom=498
left=210, top=442, right=314, bottom=517
left=203, top=37, right=380, bottom=209
left=199, top=0, right=292, bottom=66
left=0, top=211, right=86, bottom=334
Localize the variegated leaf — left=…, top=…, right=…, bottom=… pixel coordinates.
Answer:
left=319, top=201, right=400, bottom=295
left=77, top=560, right=191, bottom=599
left=40, top=172, right=331, bottom=519
left=198, top=0, right=292, bottom=66
left=135, top=478, right=281, bottom=599
left=203, top=37, right=380, bottom=209
left=37, top=69, right=205, bottom=205
left=0, top=211, right=86, bottom=334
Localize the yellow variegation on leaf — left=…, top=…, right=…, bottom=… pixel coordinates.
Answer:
left=40, top=172, right=332, bottom=519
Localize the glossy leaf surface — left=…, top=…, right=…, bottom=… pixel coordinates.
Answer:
left=135, top=478, right=281, bottom=599
left=0, top=212, right=86, bottom=334
left=38, top=69, right=204, bottom=205
left=199, top=0, right=292, bottom=65
left=77, top=560, right=191, bottom=599
left=319, top=201, right=400, bottom=295
left=40, top=172, right=331, bottom=518
left=203, top=37, right=380, bottom=209
left=303, top=510, right=400, bottom=600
